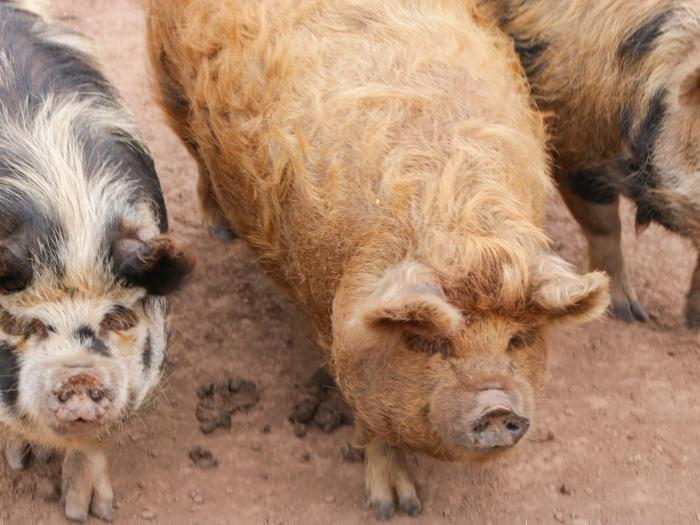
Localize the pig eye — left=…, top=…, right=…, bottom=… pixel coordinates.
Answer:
left=508, top=333, right=529, bottom=352
left=402, top=332, right=452, bottom=357
left=99, top=305, right=138, bottom=334
left=0, top=310, right=48, bottom=339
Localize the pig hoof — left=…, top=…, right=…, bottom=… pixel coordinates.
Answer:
left=368, top=498, right=394, bottom=521
left=611, top=300, right=648, bottom=323
left=400, top=496, right=422, bottom=517
left=64, top=499, right=89, bottom=523
left=4, top=443, right=29, bottom=470
left=208, top=224, right=237, bottom=241
left=685, top=299, right=700, bottom=329
left=90, top=494, right=114, bottom=522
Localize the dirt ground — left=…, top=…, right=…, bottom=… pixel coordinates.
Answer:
left=2, top=1, right=700, bottom=524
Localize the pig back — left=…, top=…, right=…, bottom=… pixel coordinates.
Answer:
left=148, top=0, right=550, bottom=338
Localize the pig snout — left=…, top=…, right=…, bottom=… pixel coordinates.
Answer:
left=48, top=372, right=115, bottom=424
left=468, top=405, right=529, bottom=449
left=462, top=388, right=529, bottom=451
left=431, top=384, right=530, bottom=455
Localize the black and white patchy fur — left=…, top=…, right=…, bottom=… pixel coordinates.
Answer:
left=0, top=1, right=193, bottom=521
left=483, top=0, right=700, bottom=325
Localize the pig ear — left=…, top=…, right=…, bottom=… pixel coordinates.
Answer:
left=679, top=66, right=700, bottom=107
left=112, top=235, right=194, bottom=295
left=530, top=255, right=610, bottom=322
left=0, top=243, right=33, bottom=293
left=360, top=261, right=463, bottom=336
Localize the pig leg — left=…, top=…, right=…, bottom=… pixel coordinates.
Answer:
left=4, top=440, right=30, bottom=470
left=365, top=437, right=421, bottom=521
left=196, top=158, right=237, bottom=241
left=558, top=181, right=648, bottom=322
left=62, top=448, right=113, bottom=522
left=685, top=252, right=700, bottom=327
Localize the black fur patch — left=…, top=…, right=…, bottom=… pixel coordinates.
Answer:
left=0, top=2, right=169, bottom=295
left=618, top=89, right=666, bottom=206
left=636, top=90, right=666, bottom=160
left=76, top=325, right=109, bottom=356
left=512, top=38, right=548, bottom=77
left=569, top=169, right=618, bottom=204
left=112, top=236, right=194, bottom=296
left=0, top=342, right=19, bottom=407
left=618, top=10, right=673, bottom=65
left=142, top=334, right=152, bottom=370
left=0, top=244, right=33, bottom=292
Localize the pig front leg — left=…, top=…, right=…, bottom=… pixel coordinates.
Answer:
left=364, top=436, right=421, bottom=521
left=558, top=179, right=648, bottom=322
left=62, top=447, right=113, bottom=522
left=685, top=252, right=700, bottom=327
left=4, top=440, right=30, bottom=470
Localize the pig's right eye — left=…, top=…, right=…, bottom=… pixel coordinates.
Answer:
left=0, top=310, right=49, bottom=339
left=402, top=332, right=452, bottom=357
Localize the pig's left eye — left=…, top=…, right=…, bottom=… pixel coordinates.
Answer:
left=99, top=305, right=138, bottom=334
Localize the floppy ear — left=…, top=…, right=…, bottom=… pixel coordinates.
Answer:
left=112, top=235, right=194, bottom=295
left=0, top=243, right=32, bottom=293
left=679, top=66, right=700, bottom=107
left=530, top=255, right=610, bottom=322
left=360, top=261, right=462, bottom=337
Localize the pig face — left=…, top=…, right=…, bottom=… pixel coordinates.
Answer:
left=333, top=258, right=609, bottom=461
left=0, top=221, right=192, bottom=446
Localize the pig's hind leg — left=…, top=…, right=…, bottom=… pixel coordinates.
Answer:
left=196, top=160, right=238, bottom=242
left=62, top=448, right=113, bottom=522
left=558, top=174, right=648, bottom=322
left=365, top=437, right=421, bottom=521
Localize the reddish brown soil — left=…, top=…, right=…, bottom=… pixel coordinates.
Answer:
left=2, top=1, right=700, bottom=524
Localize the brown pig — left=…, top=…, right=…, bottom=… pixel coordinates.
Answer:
left=146, top=0, right=609, bottom=519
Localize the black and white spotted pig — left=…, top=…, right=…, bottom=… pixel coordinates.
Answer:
left=482, top=0, right=700, bottom=325
left=0, top=1, right=193, bottom=521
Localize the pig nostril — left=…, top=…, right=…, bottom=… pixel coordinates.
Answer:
left=58, top=391, right=71, bottom=403
left=472, top=420, right=489, bottom=434
left=88, top=388, right=103, bottom=402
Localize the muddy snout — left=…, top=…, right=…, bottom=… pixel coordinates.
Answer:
left=463, top=388, right=528, bottom=451
left=469, top=404, right=529, bottom=450
left=432, top=384, right=530, bottom=455
left=47, top=371, right=115, bottom=424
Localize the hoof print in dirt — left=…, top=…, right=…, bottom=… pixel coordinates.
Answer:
left=289, top=368, right=353, bottom=437
left=195, top=378, right=259, bottom=434
left=188, top=446, right=219, bottom=469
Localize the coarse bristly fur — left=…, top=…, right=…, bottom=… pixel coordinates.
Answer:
left=147, top=0, right=609, bottom=518
left=0, top=1, right=192, bottom=522
left=482, top=0, right=700, bottom=325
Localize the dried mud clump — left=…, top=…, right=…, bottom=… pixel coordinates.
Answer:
left=195, top=378, right=259, bottom=434
left=289, top=368, right=353, bottom=437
